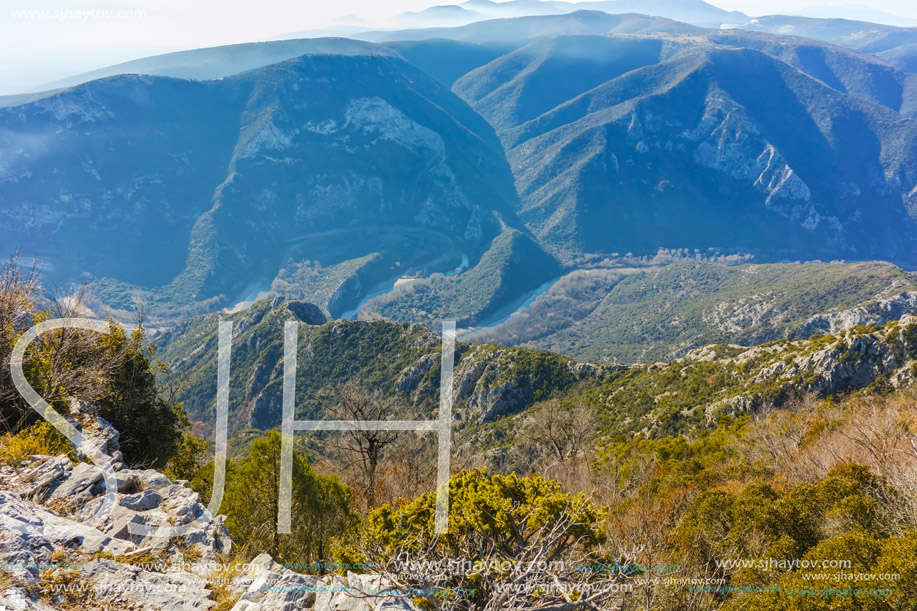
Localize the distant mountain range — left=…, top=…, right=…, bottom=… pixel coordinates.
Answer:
left=5, top=9, right=917, bottom=328
left=392, top=0, right=749, bottom=28
left=21, top=10, right=917, bottom=93
left=785, top=4, right=917, bottom=27
left=357, top=11, right=703, bottom=42
left=0, top=46, right=555, bottom=322
left=443, top=28, right=917, bottom=260
left=469, top=260, right=917, bottom=363
left=23, top=39, right=387, bottom=95
left=156, top=289, right=917, bottom=441
left=734, top=15, right=917, bottom=71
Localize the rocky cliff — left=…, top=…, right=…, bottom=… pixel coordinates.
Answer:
left=681, top=314, right=917, bottom=424
left=0, top=409, right=417, bottom=611
left=155, top=297, right=594, bottom=432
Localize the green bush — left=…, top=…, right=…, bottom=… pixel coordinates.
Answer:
left=335, top=468, right=607, bottom=608
left=95, top=325, right=185, bottom=468
left=223, top=431, right=355, bottom=565
left=164, top=433, right=211, bottom=482
left=0, top=420, right=73, bottom=466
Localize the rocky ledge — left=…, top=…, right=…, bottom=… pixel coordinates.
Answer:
left=0, top=413, right=417, bottom=611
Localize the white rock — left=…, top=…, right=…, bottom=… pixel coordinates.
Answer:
left=0, top=490, right=133, bottom=575
left=0, top=587, right=60, bottom=611
left=80, top=558, right=214, bottom=611
left=230, top=553, right=319, bottom=611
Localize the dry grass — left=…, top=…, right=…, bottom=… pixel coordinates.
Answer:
left=38, top=567, right=92, bottom=609
left=741, top=391, right=917, bottom=532
left=205, top=553, right=243, bottom=611
left=0, top=421, right=74, bottom=467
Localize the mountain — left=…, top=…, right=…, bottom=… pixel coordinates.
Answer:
left=0, top=49, right=538, bottom=321
left=363, top=225, right=563, bottom=326
left=558, top=0, right=747, bottom=25
left=155, top=297, right=582, bottom=430
left=13, top=38, right=524, bottom=101
left=457, top=0, right=748, bottom=25
left=8, top=15, right=917, bottom=330
left=733, top=15, right=917, bottom=57
left=469, top=260, right=917, bottom=363
left=356, top=11, right=702, bottom=43
left=156, top=294, right=917, bottom=441
left=450, top=33, right=917, bottom=262
left=268, top=25, right=370, bottom=41
left=702, top=30, right=917, bottom=116
left=386, top=40, right=523, bottom=86
left=789, top=4, right=917, bottom=27
left=879, top=43, right=917, bottom=72
left=33, top=38, right=387, bottom=93
left=461, top=0, right=565, bottom=17
left=393, top=5, right=485, bottom=28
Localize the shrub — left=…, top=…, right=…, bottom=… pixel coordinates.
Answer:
left=223, top=431, right=355, bottom=565
left=335, top=468, right=612, bottom=609
left=95, top=325, right=185, bottom=468
left=0, top=420, right=73, bottom=466
left=164, top=433, right=211, bottom=482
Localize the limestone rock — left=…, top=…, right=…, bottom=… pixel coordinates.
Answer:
left=0, top=588, right=59, bottom=611
left=79, top=558, right=214, bottom=611
left=396, top=354, right=436, bottom=394
left=0, top=490, right=133, bottom=584
left=800, top=292, right=917, bottom=336
left=0, top=414, right=239, bottom=611
left=313, top=572, right=419, bottom=611
left=230, top=553, right=319, bottom=611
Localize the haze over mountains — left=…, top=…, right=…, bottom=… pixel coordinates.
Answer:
left=9, top=7, right=917, bottom=611
left=387, top=0, right=748, bottom=30
left=0, top=47, right=540, bottom=320
left=4, top=5, right=917, bottom=345
left=448, top=29, right=917, bottom=261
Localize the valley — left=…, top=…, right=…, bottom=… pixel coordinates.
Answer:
left=5, top=11, right=917, bottom=341
left=4, top=3, right=917, bottom=610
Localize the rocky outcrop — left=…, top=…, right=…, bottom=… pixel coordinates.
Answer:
left=229, top=553, right=319, bottom=611
left=695, top=315, right=917, bottom=423
left=227, top=558, right=420, bottom=611
left=396, top=354, right=435, bottom=394
left=0, top=491, right=133, bottom=584
left=287, top=302, right=327, bottom=327
left=756, top=316, right=917, bottom=392
left=467, top=379, right=533, bottom=423
left=0, top=413, right=421, bottom=611
left=313, top=572, right=415, bottom=611
left=78, top=558, right=217, bottom=611
left=799, top=291, right=917, bottom=336
left=0, top=414, right=235, bottom=610
left=451, top=346, right=592, bottom=423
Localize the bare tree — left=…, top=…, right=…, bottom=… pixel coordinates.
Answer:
left=376, top=431, right=438, bottom=506
left=529, top=400, right=598, bottom=490
left=0, top=253, right=42, bottom=428
left=837, top=396, right=910, bottom=475
left=319, top=382, right=404, bottom=511
left=738, top=395, right=831, bottom=482
left=1, top=260, right=128, bottom=432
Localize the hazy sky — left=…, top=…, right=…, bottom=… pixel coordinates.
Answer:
left=713, top=0, right=917, bottom=16
left=2, top=0, right=916, bottom=95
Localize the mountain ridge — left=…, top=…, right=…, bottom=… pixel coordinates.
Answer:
left=451, top=33, right=917, bottom=262
left=0, top=51, right=539, bottom=322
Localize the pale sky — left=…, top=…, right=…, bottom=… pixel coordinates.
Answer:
left=713, top=0, right=916, bottom=15
left=1, top=0, right=916, bottom=95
